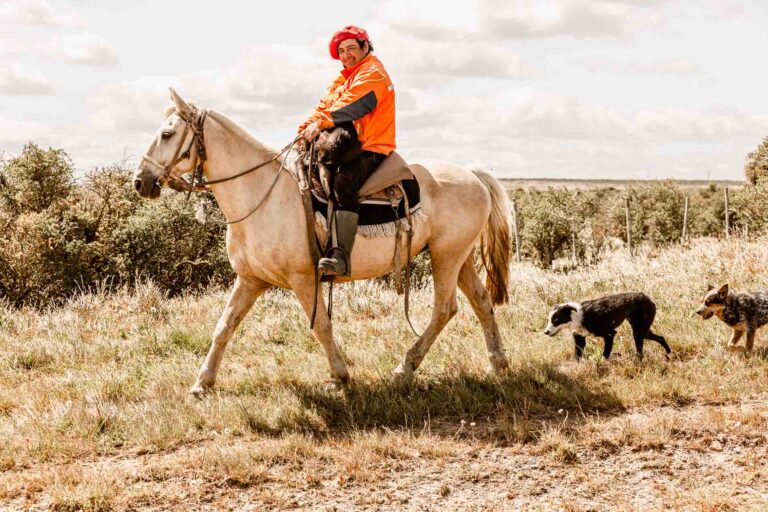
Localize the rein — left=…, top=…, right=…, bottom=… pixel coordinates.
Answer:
left=141, top=107, right=301, bottom=225
left=143, top=107, right=416, bottom=337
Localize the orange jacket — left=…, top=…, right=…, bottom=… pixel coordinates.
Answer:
left=299, top=54, right=395, bottom=155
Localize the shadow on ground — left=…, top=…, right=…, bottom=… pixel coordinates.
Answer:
left=278, top=361, right=625, bottom=439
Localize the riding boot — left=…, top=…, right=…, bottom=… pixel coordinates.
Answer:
left=319, top=210, right=358, bottom=277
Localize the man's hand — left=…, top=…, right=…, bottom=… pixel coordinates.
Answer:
left=302, top=121, right=321, bottom=142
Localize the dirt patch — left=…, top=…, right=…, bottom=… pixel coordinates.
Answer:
left=3, top=399, right=767, bottom=511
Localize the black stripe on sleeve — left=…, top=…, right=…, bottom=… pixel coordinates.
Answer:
left=330, top=91, right=378, bottom=125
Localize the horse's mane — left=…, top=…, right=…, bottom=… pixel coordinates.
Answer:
left=211, top=110, right=281, bottom=158
left=164, top=104, right=282, bottom=160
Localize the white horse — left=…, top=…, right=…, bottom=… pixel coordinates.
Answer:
left=134, top=89, right=512, bottom=395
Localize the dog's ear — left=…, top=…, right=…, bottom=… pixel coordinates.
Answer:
left=718, top=284, right=729, bottom=299
left=706, top=283, right=715, bottom=292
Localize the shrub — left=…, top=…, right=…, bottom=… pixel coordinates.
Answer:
left=0, top=143, right=72, bottom=214
left=516, top=189, right=574, bottom=269
left=0, top=145, right=231, bottom=306
left=608, top=183, right=685, bottom=248
left=731, top=179, right=768, bottom=234
left=744, top=137, right=768, bottom=185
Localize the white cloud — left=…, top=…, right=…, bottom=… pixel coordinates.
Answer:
left=633, top=110, right=768, bottom=142
left=0, top=0, right=759, bottom=182
left=218, top=45, right=327, bottom=120
left=587, top=57, right=700, bottom=76
left=0, top=61, right=54, bottom=95
left=88, top=76, right=177, bottom=133
left=403, top=91, right=768, bottom=144
left=0, top=116, right=53, bottom=147
left=87, top=45, right=329, bottom=138
left=395, top=91, right=766, bottom=179
left=477, top=0, right=663, bottom=39
left=0, top=38, right=23, bottom=55
left=378, top=31, right=533, bottom=85
left=0, top=0, right=82, bottom=27
left=377, top=0, right=481, bottom=40
left=46, top=33, right=119, bottom=66
left=378, top=0, right=665, bottom=41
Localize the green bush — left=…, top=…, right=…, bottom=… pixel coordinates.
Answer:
left=688, top=184, right=726, bottom=238
left=610, top=183, right=685, bottom=248
left=509, top=181, right=740, bottom=269
left=731, top=179, right=768, bottom=234
left=515, top=189, right=574, bottom=269
left=745, top=137, right=768, bottom=185
left=0, top=144, right=231, bottom=306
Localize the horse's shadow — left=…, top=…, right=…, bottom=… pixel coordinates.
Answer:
left=284, top=362, right=624, bottom=439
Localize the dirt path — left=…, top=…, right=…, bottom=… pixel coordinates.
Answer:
left=4, top=400, right=768, bottom=511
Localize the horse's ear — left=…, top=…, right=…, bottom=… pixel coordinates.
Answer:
left=169, top=87, right=194, bottom=119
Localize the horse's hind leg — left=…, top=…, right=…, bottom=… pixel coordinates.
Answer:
left=394, top=252, right=463, bottom=377
left=457, top=255, right=509, bottom=372
left=191, top=276, right=270, bottom=395
left=289, top=275, right=350, bottom=383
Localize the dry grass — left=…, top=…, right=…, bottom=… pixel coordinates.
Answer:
left=2, top=237, right=768, bottom=509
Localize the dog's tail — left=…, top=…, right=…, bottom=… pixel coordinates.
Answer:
left=473, top=169, right=512, bottom=305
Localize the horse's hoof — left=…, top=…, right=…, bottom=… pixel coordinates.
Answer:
left=322, top=379, right=346, bottom=393
left=727, top=345, right=744, bottom=353
left=392, top=362, right=415, bottom=381
left=189, top=384, right=211, bottom=398
left=491, top=358, right=510, bottom=374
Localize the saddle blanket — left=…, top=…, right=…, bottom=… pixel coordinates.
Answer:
left=311, top=178, right=422, bottom=230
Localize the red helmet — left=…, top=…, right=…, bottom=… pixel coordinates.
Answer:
left=328, top=25, right=369, bottom=60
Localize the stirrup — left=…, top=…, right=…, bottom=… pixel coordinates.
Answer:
left=318, top=248, right=349, bottom=276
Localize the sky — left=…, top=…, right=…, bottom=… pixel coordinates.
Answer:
left=1, top=0, right=766, bottom=180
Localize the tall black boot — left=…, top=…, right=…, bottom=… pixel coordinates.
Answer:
left=319, top=210, right=358, bottom=277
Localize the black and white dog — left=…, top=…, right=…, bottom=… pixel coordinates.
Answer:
left=543, top=292, right=672, bottom=360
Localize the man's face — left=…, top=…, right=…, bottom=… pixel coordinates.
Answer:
left=338, top=39, right=367, bottom=68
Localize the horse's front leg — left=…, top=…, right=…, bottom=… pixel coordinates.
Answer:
left=190, top=276, right=270, bottom=396
left=289, top=275, right=350, bottom=383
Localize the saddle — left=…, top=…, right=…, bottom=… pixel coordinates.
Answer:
left=309, top=150, right=421, bottom=230
left=295, top=146, right=422, bottom=334
left=312, top=151, right=413, bottom=203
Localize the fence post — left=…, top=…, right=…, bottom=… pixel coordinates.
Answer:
left=571, top=231, right=577, bottom=263
left=681, top=195, right=689, bottom=244
left=625, top=196, right=633, bottom=257
left=511, top=199, right=521, bottom=263
left=724, top=187, right=730, bottom=239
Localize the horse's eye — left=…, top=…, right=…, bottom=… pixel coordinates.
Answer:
left=161, top=131, right=173, bottom=140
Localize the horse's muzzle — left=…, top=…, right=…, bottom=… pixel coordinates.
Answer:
left=133, top=176, right=162, bottom=199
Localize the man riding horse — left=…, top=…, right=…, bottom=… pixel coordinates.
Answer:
left=298, top=25, right=395, bottom=277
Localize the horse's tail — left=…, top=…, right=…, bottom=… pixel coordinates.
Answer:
left=472, top=169, right=511, bottom=305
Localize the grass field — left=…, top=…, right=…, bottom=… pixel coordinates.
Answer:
left=501, top=177, right=744, bottom=191
left=1, top=237, right=768, bottom=510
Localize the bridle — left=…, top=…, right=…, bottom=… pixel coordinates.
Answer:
left=140, top=107, right=208, bottom=195
left=140, top=106, right=301, bottom=223
left=140, top=105, right=327, bottom=327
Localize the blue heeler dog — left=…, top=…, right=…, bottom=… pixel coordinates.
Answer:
left=544, top=292, right=672, bottom=360
left=695, top=284, right=768, bottom=352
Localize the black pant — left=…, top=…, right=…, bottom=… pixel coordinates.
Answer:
left=332, top=150, right=386, bottom=212
left=306, top=122, right=385, bottom=213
